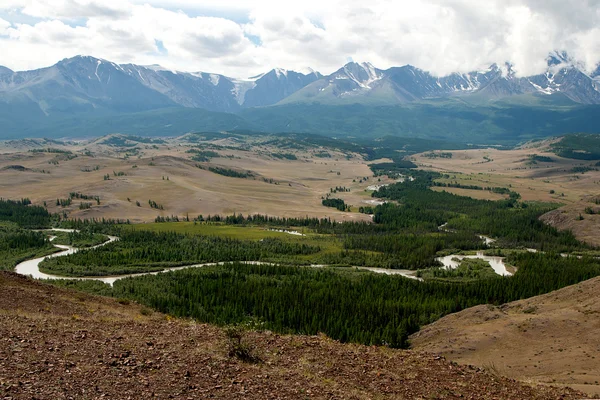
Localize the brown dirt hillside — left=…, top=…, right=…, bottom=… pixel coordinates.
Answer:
left=541, top=195, right=600, bottom=246
left=0, top=272, right=583, bottom=400
left=411, top=276, right=600, bottom=397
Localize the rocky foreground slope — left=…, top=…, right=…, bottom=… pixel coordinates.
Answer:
left=411, top=276, right=600, bottom=397
left=0, top=272, right=584, bottom=399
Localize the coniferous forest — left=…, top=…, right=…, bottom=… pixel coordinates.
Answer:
left=0, top=199, right=54, bottom=270
left=0, top=198, right=52, bottom=228
left=53, top=253, right=600, bottom=348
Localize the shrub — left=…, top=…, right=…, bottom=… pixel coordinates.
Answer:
left=140, top=307, right=152, bottom=316
left=224, top=325, right=260, bottom=363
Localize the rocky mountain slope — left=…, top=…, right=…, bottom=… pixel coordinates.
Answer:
left=411, top=275, right=600, bottom=397
left=0, top=271, right=583, bottom=399
left=0, top=66, right=14, bottom=76
left=0, top=56, right=176, bottom=116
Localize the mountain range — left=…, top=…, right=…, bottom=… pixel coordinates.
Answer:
left=0, top=52, right=599, bottom=141
left=2, top=52, right=600, bottom=114
left=285, top=54, right=600, bottom=105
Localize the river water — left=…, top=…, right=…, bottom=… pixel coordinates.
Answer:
left=14, top=229, right=423, bottom=285
left=15, top=229, right=121, bottom=284
left=435, top=252, right=512, bottom=276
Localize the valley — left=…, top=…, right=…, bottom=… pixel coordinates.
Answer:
left=6, top=131, right=600, bottom=242
left=412, top=135, right=600, bottom=245
left=3, top=131, right=600, bottom=398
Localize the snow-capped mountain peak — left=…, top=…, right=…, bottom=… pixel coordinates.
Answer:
left=333, top=61, right=383, bottom=89
left=261, top=68, right=322, bottom=80
left=547, top=50, right=572, bottom=67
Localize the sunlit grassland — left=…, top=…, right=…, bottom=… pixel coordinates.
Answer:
left=127, top=221, right=351, bottom=262
left=50, top=231, right=109, bottom=248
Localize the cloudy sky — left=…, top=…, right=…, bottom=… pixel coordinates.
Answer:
left=0, top=0, right=599, bottom=78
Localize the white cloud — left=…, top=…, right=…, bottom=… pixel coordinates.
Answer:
left=20, top=0, right=132, bottom=19
left=0, top=18, right=10, bottom=35
left=0, top=0, right=599, bottom=78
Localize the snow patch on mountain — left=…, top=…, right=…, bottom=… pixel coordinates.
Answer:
left=94, top=60, right=101, bottom=82
left=230, top=79, right=256, bottom=105
left=274, top=68, right=288, bottom=79
left=341, top=62, right=382, bottom=89
left=529, top=79, right=556, bottom=95
left=360, top=62, right=382, bottom=87
left=209, top=74, right=220, bottom=86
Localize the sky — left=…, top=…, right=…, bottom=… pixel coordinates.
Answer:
left=0, top=0, right=599, bottom=78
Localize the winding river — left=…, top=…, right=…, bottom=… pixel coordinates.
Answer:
left=15, top=229, right=123, bottom=284
left=14, top=229, right=421, bottom=286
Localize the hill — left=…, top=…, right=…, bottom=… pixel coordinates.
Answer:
left=540, top=197, right=600, bottom=247
left=0, top=271, right=583, bottom=399
left=2, top=101, right=599, bottom=144
left=410, top=276, right=600, bottom=397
